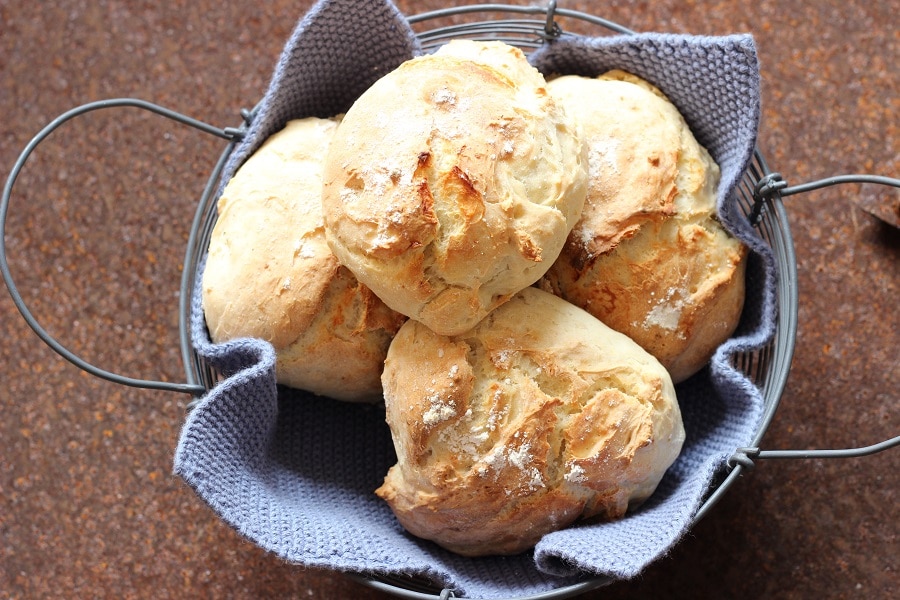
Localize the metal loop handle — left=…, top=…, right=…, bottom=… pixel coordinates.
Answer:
left=729, top=435, right=900, bottom=469
left=750, top=172, right=900, bottom=224
left=740, top=171, right=899, bottom=465
left=0, top=98, right=244, bottom=396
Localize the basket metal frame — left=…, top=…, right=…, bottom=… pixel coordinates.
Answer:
left=2, top=3, right=898, bottom=600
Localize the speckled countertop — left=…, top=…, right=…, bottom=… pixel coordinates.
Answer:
left=1, top=1, right=896, bottom=598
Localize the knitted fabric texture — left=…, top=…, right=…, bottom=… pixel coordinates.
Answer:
left=174, top=1, right=775, bottom=597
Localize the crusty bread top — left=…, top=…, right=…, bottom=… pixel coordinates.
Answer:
left=551, top=71, right=685, bottom=261
left=203, top=117, right=343, bottom=348
left=202, top=117, right=406, bottom=401
left=322, top=40, right=587, bottom=336
left=541, top=71, right=747, bottom=382
left=377, top=287, right=684, bottom=556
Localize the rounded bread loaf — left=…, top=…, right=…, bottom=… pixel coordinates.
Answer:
left=322, top=40, right=588, bottom=336
left=202, top=117, right=406, bottom=402
left=539, top=71, right=747, bottom=383
left=376, top=287, right=684, bottom=556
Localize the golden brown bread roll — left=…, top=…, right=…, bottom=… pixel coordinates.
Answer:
left=539, top=71, right=747, bottom=383
left=202, top=117, right=406, bottom=402
left=322, top=40, right=588, bottom=336
left=376, top=287, right=684, bottom=556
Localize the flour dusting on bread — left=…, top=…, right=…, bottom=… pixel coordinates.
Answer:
left=322, top=40, right=588, bottom=336
left=377, top=288, right=684, bottom=556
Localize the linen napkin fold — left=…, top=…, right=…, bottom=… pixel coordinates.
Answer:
left=175, top=1, right=775, bottom=597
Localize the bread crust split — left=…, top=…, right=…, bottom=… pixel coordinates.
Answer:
left=377, top=287, right=684, bottom=556
left=540, top=71, right=747, bottom=383
left=202, top=117, right=406, bottom=402
left=322, top=40, right=588, bottom=336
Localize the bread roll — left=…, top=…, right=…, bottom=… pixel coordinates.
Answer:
left=376, top=287, right=684, bottom=556
left=202, top=117, right=406, bottom=402
left=540, top=71, right=747, bottom=383
left=322, top=40, right=588, bottom=336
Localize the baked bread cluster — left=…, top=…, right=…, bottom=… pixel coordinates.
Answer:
left=202, top=40, right=746, bottom=556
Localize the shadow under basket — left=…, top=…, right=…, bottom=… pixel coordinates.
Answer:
left=2, top=3, right=898, bottom=600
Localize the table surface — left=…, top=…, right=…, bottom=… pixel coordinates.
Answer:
left=1, top=1, right=897, bottom=598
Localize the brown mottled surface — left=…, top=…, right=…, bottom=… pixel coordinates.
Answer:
left=1, top=1, right=896, bottom=598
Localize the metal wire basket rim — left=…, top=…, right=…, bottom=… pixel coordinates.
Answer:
left=179, top=6, right=792, bottom=599
left=407, top=2, right=635, bottom=36
left=356, top=574, right=608, bottom=600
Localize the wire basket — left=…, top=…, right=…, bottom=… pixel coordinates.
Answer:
left=2, top=3, right=897, bottom=599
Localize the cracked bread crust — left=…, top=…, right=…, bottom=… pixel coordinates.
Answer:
left=202, top=117, right=406, bottom=402
left=322, top=40, right=587, bottom=336
left=376, top=287, right=684, bottom=556
left=540, top=71, right=747, bottom=383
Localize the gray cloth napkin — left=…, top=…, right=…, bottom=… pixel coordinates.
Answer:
left=175, top=1, right=775, bottom=597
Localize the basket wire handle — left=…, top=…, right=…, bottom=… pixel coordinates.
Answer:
left=750, top=172, right=900, bottom=224
left=0, top=98, right=243, bottom=396
left=730, top=436, right=900, bottom=469
left=737, top=171, right=900, bottom=467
